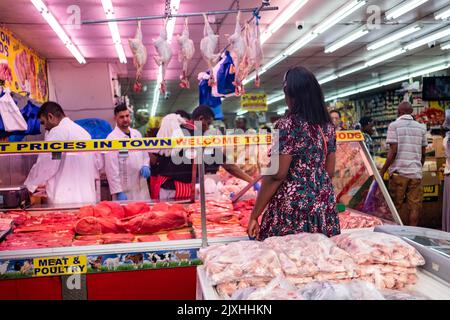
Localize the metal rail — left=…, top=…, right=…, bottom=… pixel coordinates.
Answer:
left=82, top=6, right=278, bottom=25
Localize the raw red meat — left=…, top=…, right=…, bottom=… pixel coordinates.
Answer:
left=120, top=211, right=187, bottom=234
left=167, top=231, right=193, bottom=240
left=124, top=202, right=150, bottom=217
left=78, top=206, right=96, bottom=218
left=72, top=239, right=103, bottom=246
left=97, top=201, right=125, bottom=219
left=101, top=233, right=135, bottom=244
left=2, top=211, right=31, bottom=226
left=74, top=216, right=123, bottom=235
left=137, top=235, right=161, bottom=242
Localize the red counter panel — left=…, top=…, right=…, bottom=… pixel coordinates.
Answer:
left=0, top=276, right=62, bottom=300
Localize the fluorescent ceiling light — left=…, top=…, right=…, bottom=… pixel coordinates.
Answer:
left=325, top=61, right=450, bottom=101
left=404, top=26, right=450, bottom=51
left=337, top=64, right=366, bottom=77
left=285, top=32, right=317, bottom=56
left=318, top=74, right=338, bottom=85
left=30, top=0, right=85, bottom=63
left=151, top=0, right=180, bottom=116
left=365, top=48, right=406, bottom=67
left=260, top=0, right=309, bottom=45
left=268, top=94, right=285, bottom=105
left=385, top=0, right=429, bottom=20
left=242, top=0, right=367, bottom=85
left=277, top=108, right=287, bottom=115
left=435, top=5, right=450, bottom=20
left=367, top=23, right=422, bottom=51
left=237, top=110, right=248, bottom=116
left=314, top=0, right=367, bottom=35
left=325, top=25, right=369, bottom=53
left=442, top=41, right=450, bottom=50
left=101, top=0, right=126, bottom=63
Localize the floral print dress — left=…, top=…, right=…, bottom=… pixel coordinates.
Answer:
left=258, top=115, right=340, bottom=240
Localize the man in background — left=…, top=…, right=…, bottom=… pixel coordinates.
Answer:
left=104, top=104, right=150, bottom=201
left=380, top=101, right=427, bottom=226
left=330, top=110, right=343, bottom=131
left=24, top=102, right=99, bottom=204
left=356, top=116, right=375, bottom=156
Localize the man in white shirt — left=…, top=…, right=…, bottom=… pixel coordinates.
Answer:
left=104, top=104, right=150, bottom=201
left=380, top=102, right=427, bottom=226
left=24, top=102, right=99, bottom=204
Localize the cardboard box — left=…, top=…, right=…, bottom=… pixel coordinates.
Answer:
left=423, top=160, right=437, bottom=172
left=423, top=171, right=440, bottom=202
left=432, top=136, right=445, bottom=158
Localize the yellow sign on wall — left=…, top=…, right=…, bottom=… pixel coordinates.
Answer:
left=0, top=26, right=48, bottom=102
left=33, top=256, right=87, bottom=277
left=241, top=93, right=268, bottom=112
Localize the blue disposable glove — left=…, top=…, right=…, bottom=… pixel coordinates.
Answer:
left=116, top=192, right=127, bottom=201
left=140, top=165, right=151, bottom=179
left=229, top=192, right=235, bottom=200
left=253, top=182, right=261, bottom=192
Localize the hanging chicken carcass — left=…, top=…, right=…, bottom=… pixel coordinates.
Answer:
left=227, top=11, right=247, bottom=95
left=128, top=21, right=147, bottom=93
left=153, top=18, right=173, bottom=94
left=200, top=14, right=220, bottom=86
left=247, top=17, right=263, bottom=87
left=177, top=18, right=195, bottom=89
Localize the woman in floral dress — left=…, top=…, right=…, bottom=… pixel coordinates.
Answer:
left=248, top=67, right=340, bottom=240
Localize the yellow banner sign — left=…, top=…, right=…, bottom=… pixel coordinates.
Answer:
left=336, top=130, right=364, bottom=142
left=0, top=134, right=273, bottom=154
left=241, top=93, right=268, bottom=112
left=0, top=26, right=48, bottom=102
left=33, top=255, right=87, bottom=277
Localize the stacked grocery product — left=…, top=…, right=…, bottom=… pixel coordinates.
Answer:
left=0, top=201, right=192, bottom=251
left=332, top=232, right=425, bottom=290
left=199, top=231, right=425, bottom=297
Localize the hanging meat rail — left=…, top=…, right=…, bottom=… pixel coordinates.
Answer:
left=81, top=6, right=278, bottom=24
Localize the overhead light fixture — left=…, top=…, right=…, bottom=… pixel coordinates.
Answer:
left=260, top=0, right=309, bottom=45
left=151, top=0, right=180, bottom=116
left=325, top=25, right=369, bottom=53
left=242, top=0, right=367, bottom=85
left=318, top=74, right=338, bottom=85
left=277, top=108, right=288, bottom=115
left=30, top=0, right=85, bottom=63
left=268, top=94, right=285, bottom=105
left=365, top=48, right=406, bottom=67
left=435, top=5, right=450, bottom=20
left=441, top=40, right=450, bottom=50
left=101, top=0, right=126, bottom=63
left=325, top=60, right=450, bottom=101
left=314, top=0, right=367, bottom=35
left=367, top=23, right=422, bottom=51
left=404, top=26, right=450, bottom=51
left=237, top=110, right=248, bottom=116
left=385, top=0, right=429, bottom=20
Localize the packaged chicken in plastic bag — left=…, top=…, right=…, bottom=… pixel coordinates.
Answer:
left=232, top=276, right=304, bottom=300
left=331, top=231, right=425, bottom=267
left=264, top=233, right=357, bottom=280
left=298, top=280, right=385, bottom=300
left=199, top=241, right=283, bottom=285
left=381, top=289, right=429, bottom=300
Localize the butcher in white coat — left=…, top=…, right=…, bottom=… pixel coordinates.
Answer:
left=105, top=104, right=150, bottom=201
left=24, top=102, right=99, bottom=204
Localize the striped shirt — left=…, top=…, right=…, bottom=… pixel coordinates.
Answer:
left=386, top=114, right=427, bottom=179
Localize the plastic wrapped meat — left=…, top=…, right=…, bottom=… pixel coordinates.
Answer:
left=74, top=216, right=123, bottom=235
left=120, top=211, right=187, bottom=235
left=199, top=241, right=283, bottom=285
left=355, top=264, right=418, bottom=290
left=128, top=21, right=147, bottom=92
left=331, top=231, right=425, bottom=267
left=264, top=233, right=356, bottom=279
left=338, top=210, right=383, bottom=229
left=381, top=289, right=429, bottom=300
left=232, top=277, right=304, bottom=300
left=177, top=18, right=195, bottom=89
left=298, top=280, right=386, bottom=300
left=153, top=18, right=173, bottom=94
left=200, top=14, right=220, bottom=85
